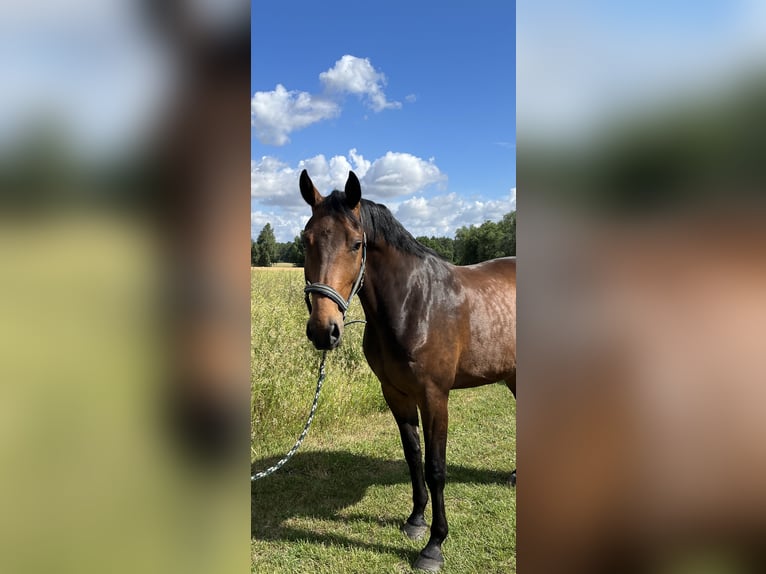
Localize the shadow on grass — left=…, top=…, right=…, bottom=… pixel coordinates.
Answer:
left=251, top=450, right=509, bottom=561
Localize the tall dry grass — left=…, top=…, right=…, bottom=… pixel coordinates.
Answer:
left=251, top=268, right=386, bottom=460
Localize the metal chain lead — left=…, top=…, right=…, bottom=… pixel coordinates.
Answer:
left=251, top=351, right=327, bottom=481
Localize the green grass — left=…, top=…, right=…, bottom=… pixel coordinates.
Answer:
left=252, top=268, right=516, bottom=573
left=251, top=268, right=385, bottom=458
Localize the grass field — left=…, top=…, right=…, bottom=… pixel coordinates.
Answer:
left=251, top=268, right=516, bottom=573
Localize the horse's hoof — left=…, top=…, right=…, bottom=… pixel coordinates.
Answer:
left=401, top=521, right=428, bottom=540
left=413, top=552, right=444, bottom=572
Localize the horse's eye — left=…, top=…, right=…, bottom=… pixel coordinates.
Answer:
left=351, top=241, right=362, bottom=252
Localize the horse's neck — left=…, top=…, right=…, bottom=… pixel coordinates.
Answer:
left=357, top=243, right=444, bottom=332
left=358, top=245, right=414, bottom=323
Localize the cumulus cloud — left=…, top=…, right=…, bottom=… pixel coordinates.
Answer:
left=251, top=149, right=374, bottom=206
left=252, top=55, right=404, bottom=145
left=251, top=149, right=516, bottom=242
left=252, top=149, right=445, bottom=203
left=252, top=149, right=449, bottom=241
left=257, top=186, right=515, bottom=242
left=395, top=193, right=515, bottom=238
left=250, top=156, right=297, bottom=204
left=250, top=84, right=339, bottom=146
left=319, top=55, right=401, bottom=112
left=363, top=152, right=446, bottom=198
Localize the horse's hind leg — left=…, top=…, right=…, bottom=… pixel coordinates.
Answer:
left=506, top=371, right=517, bottom=487
left=381, top=384, right=429, bottom=541
left=505, top=369, right=516, bottom=399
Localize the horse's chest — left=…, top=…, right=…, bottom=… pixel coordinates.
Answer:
left=363, top=320, right=463, bottom=393
left=363, top=327, right=433, bottom=389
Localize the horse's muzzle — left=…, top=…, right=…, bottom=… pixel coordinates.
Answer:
left=306, top=318, right=342, bottom=350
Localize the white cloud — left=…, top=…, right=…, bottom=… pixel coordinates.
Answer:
left=252, top=148, right=443, bottom=205
left=251, top=156, right=298, bottom=204
left=319, top=55, right=401, bottom=112
left=251, top=149, right=449, bottom=241
left=250, top=84, right=339, bottom=146
left=348, top=148, right=372, bottom=176
left=251, top=150, right=515, bottom=242
left=363, top=152, right=446, bottom=198
left=394, top=193, right=515, bottom=238
left=295, top=149, right=373, bottom=193
left=251, top=55, right=406, bottom=145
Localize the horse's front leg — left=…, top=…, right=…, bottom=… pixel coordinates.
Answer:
left=414, top=388, right=450, bottom=572
left=381, top=384, right=429, bottom=540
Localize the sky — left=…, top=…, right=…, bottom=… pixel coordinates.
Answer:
left=2, top=0, right=765, bottom=243
left=518, top=0, right=766, bottom=143
left=251, top=1, right=516, bottom=242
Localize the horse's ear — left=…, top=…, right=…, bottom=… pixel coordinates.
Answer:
left=345, top=171, right=361, bottom=209
left=300, top=169, right=322, bottom=207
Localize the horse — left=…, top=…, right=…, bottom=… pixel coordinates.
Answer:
left=299, top=169, right=516, bottom=572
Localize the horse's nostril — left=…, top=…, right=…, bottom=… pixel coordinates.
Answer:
left=306, top=320, right=340, bottom=350
left=329, top=321, right=341, bottom=347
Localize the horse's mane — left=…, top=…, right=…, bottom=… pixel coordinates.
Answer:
left=324, top=190, right=441, bottom=260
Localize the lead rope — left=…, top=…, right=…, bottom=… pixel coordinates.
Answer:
left=251, top=311, right=367, bottom=482
left=251, top=351, right=327, bottom=481
left=252, top=231, right=367, bottom=482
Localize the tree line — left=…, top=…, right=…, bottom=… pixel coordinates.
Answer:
left=252, top=211, right=515, bottom=267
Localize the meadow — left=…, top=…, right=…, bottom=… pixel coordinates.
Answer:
left=251, top=268, right=516, bottom=573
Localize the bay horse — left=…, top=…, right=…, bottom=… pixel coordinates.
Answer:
left=299, top=169, right=516, bottom=572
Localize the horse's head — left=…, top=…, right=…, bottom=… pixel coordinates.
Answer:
left=300, top=169, right=366, bottom=350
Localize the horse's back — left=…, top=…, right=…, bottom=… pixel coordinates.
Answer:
left=458, top=256, right=516, bottom=305
left=452, top=257, right=516, bottom=389
left=463, top=255, right=516, bottom=276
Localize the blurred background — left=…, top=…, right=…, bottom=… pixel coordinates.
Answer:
left=0, top=1, right=250, bottom=573
left=4, top=1, right=766, bottom=573
left=518, top=1, right=766, bottom=573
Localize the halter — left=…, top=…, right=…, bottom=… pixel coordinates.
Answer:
left=304, top=232, right=367, bottom=319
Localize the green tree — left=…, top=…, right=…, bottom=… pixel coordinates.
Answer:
left=498, top=211, right=516, bottom=256
left=454, top=212, right=516, bottom=265
left=251, top=240, right=260, bottom=267
left=286, top=234, right=305, bottom=267
left=416, top=235, right=456, bottom=262
left=255, top=223, right=276, bottom=267
left=454, top=225, right=481, bottom=265
left=435, top=236, right=456, bottom=262
left=274, top=241, right=295, bottom=263
left=477, top=221, right=506, bottom=262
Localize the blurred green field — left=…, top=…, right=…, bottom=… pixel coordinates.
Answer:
left=251, top=268, right=516, bottom=573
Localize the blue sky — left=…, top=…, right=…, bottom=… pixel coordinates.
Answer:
left=251, top=1, right=516, bottom=241
left=6, top=0, right=762, bottom=246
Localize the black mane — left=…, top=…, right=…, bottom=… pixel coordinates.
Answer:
left=323, top=190, right=440, bottom=260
